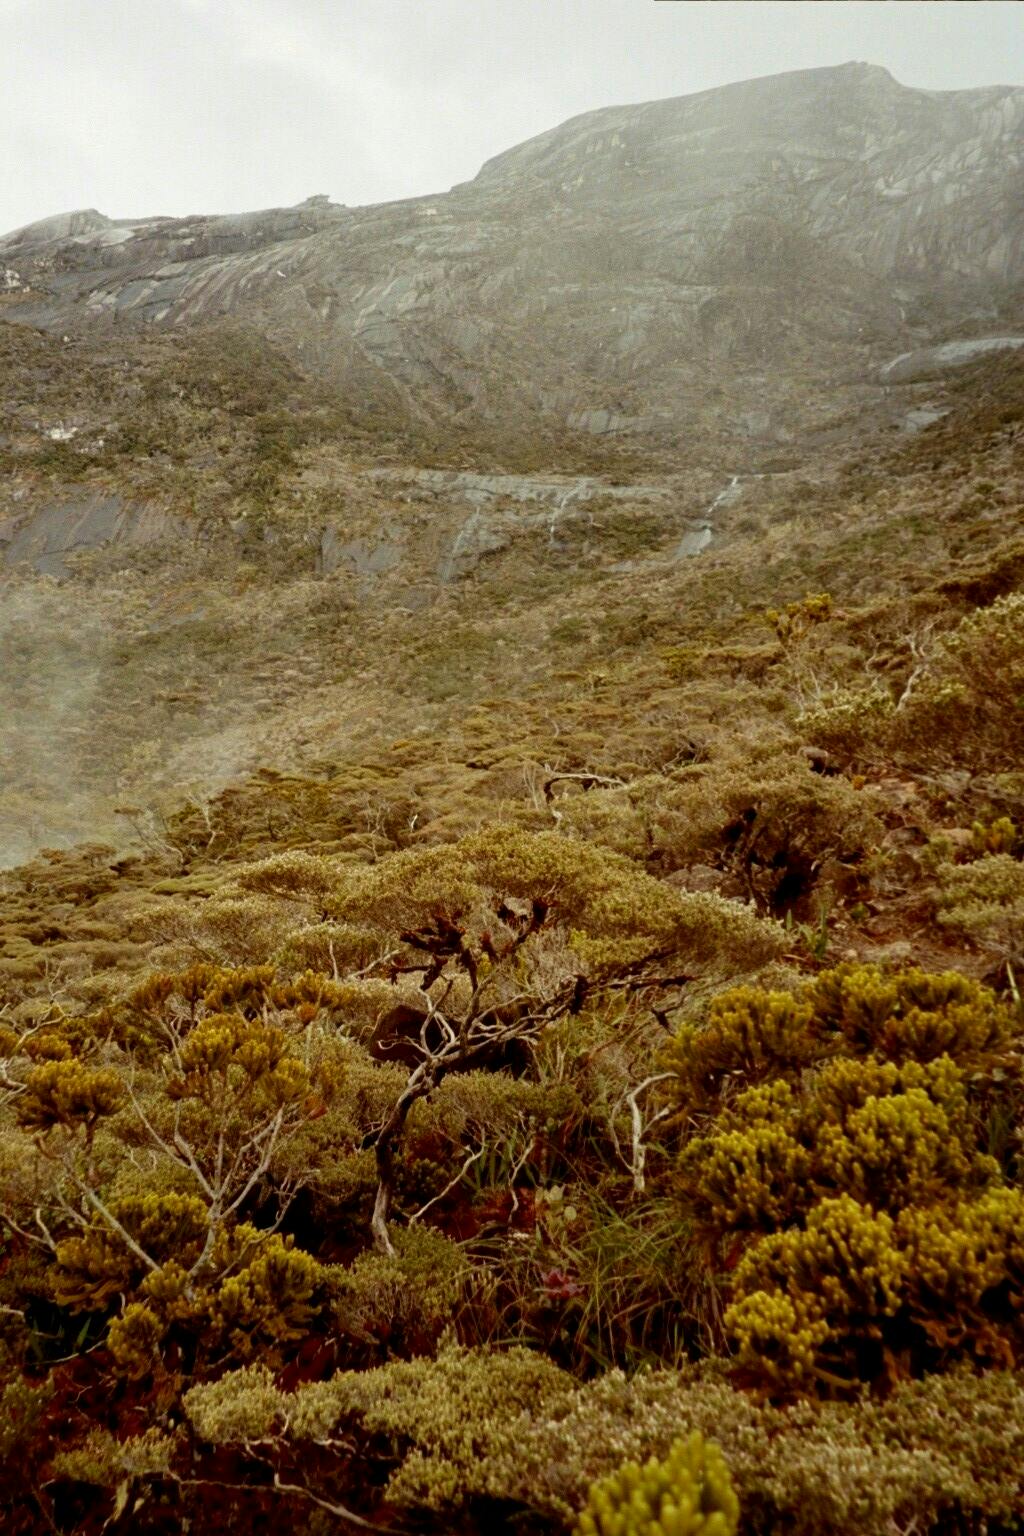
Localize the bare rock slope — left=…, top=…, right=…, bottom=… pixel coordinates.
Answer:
left=3, top=63, right=1023, bottom=451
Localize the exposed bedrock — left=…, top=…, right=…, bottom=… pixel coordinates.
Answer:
left=3, top=63, right=1022, bottom=451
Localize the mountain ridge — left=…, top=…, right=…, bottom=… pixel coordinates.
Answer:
left=2, top=61, right=1022, bottom=458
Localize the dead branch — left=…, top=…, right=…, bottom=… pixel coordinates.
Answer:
left=370, top=976, right=580, bottom=1254
left=409, top=1140, right=487, bottom=1225
left=611, top=1073, right=674, bottom=1193
left=542, top=770, right=627, bottom=801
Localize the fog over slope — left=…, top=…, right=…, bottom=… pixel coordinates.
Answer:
left=0, top=61, right=1022, bottom=863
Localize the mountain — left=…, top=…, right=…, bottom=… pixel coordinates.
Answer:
left=3, top=63, right=1023, bottom=454
left=3, top=62, right=1024, bottom=1536
left=0, top=62, right=1022, bottom=862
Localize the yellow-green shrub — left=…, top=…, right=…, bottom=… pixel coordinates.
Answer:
left=181, top=1350, right=1024, bottom=1535
left=16, top=1057, right=123, bottom=1142
left=811, top=962, right=1013, bottom=1063
left=575, top=1431, right=739, bottom=1536
left=796, top=684, right=895, bottom=765
left=935, top=853, right=1024, bottom=966
left=668, top=963, right=1022, bottom=1390
left=894, top=593, right=1024, bottom=770
left=327, top=826, right=782, bottom=978
left=678, top=1082, right=812, bottom=1237
left=329, top=1227, right=472, bottom=1359
left=663, top=987, right=823, bottom=1110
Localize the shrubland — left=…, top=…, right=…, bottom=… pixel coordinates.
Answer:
left=0, top=339, right=1023, bottom=1533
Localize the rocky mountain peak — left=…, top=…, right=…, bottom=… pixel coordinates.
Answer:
left=2, top=206, right=114, bottom=249
left=1, top=64, right=1021, bottom=457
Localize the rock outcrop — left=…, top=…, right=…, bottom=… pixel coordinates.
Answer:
left=881, top=336, right=1024, bottom=383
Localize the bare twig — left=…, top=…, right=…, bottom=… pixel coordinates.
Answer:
left=611, top=1073, right=674, bottom=1193
left=269, top=1475, right=396, bottom=1532
left=409, top=1141, right=487, bottom=1224
left=543, top=770, right=627, bottom=801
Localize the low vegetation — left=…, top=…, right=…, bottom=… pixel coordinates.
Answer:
left=0, top=334, right=1023, bottom=1533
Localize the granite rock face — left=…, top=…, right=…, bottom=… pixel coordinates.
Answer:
left=2, top=63, right=1022, bottom=450
left=881, top=336, right=1024, bottom=383
left=0, top=493, right=183, bottom=577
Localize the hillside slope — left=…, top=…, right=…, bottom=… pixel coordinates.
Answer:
left=1, top=63, right=1024, bottom=1536
left=1, top=63, right=1022, bottom=862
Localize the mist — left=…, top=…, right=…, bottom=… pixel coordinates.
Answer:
left=1, top=1, right=1020, bottom=236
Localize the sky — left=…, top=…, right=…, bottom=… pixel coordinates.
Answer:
left=1, top=0, right=1022, bottom=237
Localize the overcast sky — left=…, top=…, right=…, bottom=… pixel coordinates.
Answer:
left=2, top=1, right=1021, bottom=236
